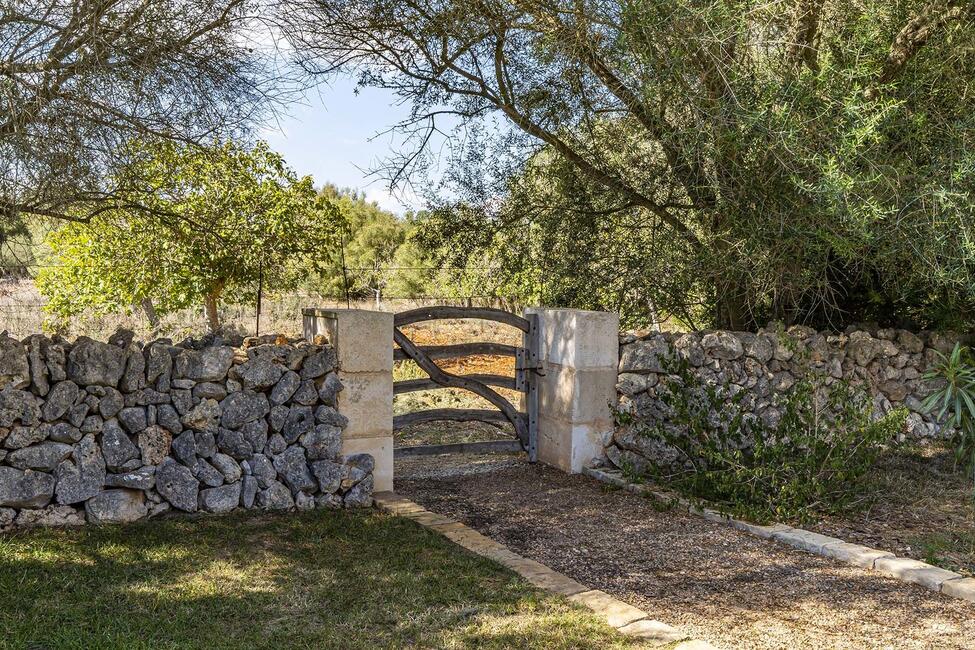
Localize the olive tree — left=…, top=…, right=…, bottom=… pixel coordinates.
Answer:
left=1, top=0, right=282, bottom=231
left=37, top=140, right=341, bottom=332
left=280, top=0, right=975, bottom=330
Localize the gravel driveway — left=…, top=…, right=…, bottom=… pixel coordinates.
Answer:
left=397, top=454, right=975, bottom=650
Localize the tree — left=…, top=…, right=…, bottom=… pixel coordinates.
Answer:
left=37, top=140, right=341, bottom=332
left=303, top=186, right=408, bottom=304
left=281, top=0, right=975, bottom=330
left=1, top=0, right=280, bottom=231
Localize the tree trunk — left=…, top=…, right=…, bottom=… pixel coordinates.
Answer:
left=204, top=283, right=225, bottom=333
left=140, top=298, right=160, bottom=331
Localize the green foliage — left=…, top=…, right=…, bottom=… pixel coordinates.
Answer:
left=37, top=140, right=340, bottom=330
left=298, top=188, right=438, bottom=302
left=287, top=0, right=975, bottom=330
left=628, top=358, right=907, bottom=523
left=922, top=343, right=975, bottom=489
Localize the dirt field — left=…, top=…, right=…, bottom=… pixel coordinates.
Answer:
left=398, top=453, right=975, bottom=650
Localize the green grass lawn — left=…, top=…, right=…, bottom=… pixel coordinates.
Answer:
left=0, top=510, right=647, bottom=649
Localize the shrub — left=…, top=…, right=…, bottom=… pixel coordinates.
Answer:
left=623, top=358, right=907, bottom=523
left=922, top=343, right=975, bottom=493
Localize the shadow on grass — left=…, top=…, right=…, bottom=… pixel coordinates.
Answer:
left=0, top=510, right=643, bottom=650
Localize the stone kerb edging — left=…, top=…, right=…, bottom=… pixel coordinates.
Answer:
left=373, top=492, right=718, bottom=649
left=583, top=466, right=975, bottom=605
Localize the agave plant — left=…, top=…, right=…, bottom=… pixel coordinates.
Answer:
left=922, top=343, right=975, bottom=490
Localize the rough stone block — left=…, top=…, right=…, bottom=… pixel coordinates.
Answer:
left=873, top=556, right=963, bottom=591
left=302, top=309, right=393, bottom=373
left=941, top=577, right=975, bottom=602
left=340, top=436, right=392, bottom=492
left=568, top=589, right=648, bottom=628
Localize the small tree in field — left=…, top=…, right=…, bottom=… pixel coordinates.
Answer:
left=37, top=140, right=341, bottom=332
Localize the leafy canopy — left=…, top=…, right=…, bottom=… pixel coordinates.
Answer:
left=38, top=140, right=341, bottom=329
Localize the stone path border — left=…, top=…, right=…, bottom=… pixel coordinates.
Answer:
left=583, top=467, right=975, bottom=605
left=374, top=491, right=717, bottom=649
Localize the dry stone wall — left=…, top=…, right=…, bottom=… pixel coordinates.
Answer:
left=0, top=331, right=374, bottom=532
left=608, top=325, right=960, bottom=472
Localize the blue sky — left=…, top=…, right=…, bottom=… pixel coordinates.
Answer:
left=260, top=77, right=416, bottom=214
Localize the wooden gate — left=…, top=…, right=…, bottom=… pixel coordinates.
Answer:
left=392, top=306, right=540, bottom=461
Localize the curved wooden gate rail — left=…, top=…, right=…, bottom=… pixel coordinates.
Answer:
left=392, top=306, right=540, bottom=462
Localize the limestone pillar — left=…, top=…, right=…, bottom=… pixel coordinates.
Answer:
left=525, top=308, right=619, bottom=473
left=303, top=308, right=394, bottom=491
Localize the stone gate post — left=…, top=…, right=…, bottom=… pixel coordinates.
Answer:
left=525, top=308, right=619, bottom=473
left=303, top=308, right=394, bottom=492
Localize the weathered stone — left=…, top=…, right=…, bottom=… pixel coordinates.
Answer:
left=172, top=379, right=195, bottom=390
left=5, top=424, right=47, bottom=449
left=316, top=493, right=343, bottom=509
left=345, top=452, right=375, bottom=475
left=171, top=388, right=193, bottom=415
left=194, top=430, right=217, bottom=459
left=240, top=475, right=258, bottom=508
left=702, top=332, right=744, bottom=360
left=314, top=405, right=348, bottom=428
left=199, top=482, right=241, bottom=513
left=26, top=335, right=49, bottom=396
left=46, top=342, right=67, bottom=382
left=108, top=328, right=135, bottom=348
left=248, top=454, right=276, bottom=489
left=295, top=490, right=315, bottom=511
left=182, top=398, right=221, bottom=431
left=0, top=467, right=55, bottom=508
left=85, top=489, right=147, bottom=524
left=192, top=382, right=227, bottom=401
left=0, top=333, right=30, bottom=390
left=155, top=458, right=199, bottom=512
left=847, top=331, right=880, bottom=366
left=0, top=387, right=40, bottom=428
left=310, top=460, right=346, bottom=494
left=137, top=425, right=172, bottom=465
left=231, top=358, right=284, bottom=390
left=80, top=415, right=103, bottom=433
left=105, top=466, right=156, bottom=490
left=881, top=380, right=909, bottom=402
left=256, top=481, right=294, bottom=510
left=268, top=404, right=289, bottom=432
left=156, top=404, right=183, bottom=434
left=619, top=338, right=671, bottom=374
left=118, top=407, right=148, bottom=434
left=175, top=346, right=234, bottom=382
left=48, top=422, right=83, bottom=443
left=131, top=388, right=170, bottom=406
left=119, top=346, right=147, bottom=392
left=192, top=459, right=225, bottom=488
left=343, top=475, right=374, bottom=508
left=54, top=434, right=105, bottom=504
left=240, top=420, right=268, bottom=455
left=265, top=433, right=287, bottom=455
left=146, top=343, right=174, bottom=388
left=898, top=330, right=924, bottom=354
left=217, top=428, right=252, bottom=460
left=67, top=337, right=127, bottom=387
left=617, top=373, right=648, bottom=397
left=98, top=387, right=124, bottom=418
left=0, top=506, right=14, bottom=528
left=291, top=380, right=318, bottom=406
left=219, top=391, right=269, bottom=430
left=16, top=504, right=84, bottom=527
left=316, top=373, right=343, bottom=407
left=170, top=430, right=198, bottom=466
left=101, top=419, right=141, bottom=472
left=269, top=370, right=300, bottom=405
left=7, top=442, right=73, bottom=471
left=66, top=402, right=89, bottom=427
left=301, top=424, right=342, bottom=460
left=211, top=453, right=242, bottom=483
left=300, top=348, right=336, bottom=379
left=743, top=334, right=774, bottom=363
left=272, top=446, right=316, bottom=494
left=282, top=405, right=315, bottom=444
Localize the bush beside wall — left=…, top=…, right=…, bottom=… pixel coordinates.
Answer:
left=0, top=331, right=373, bottom=531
